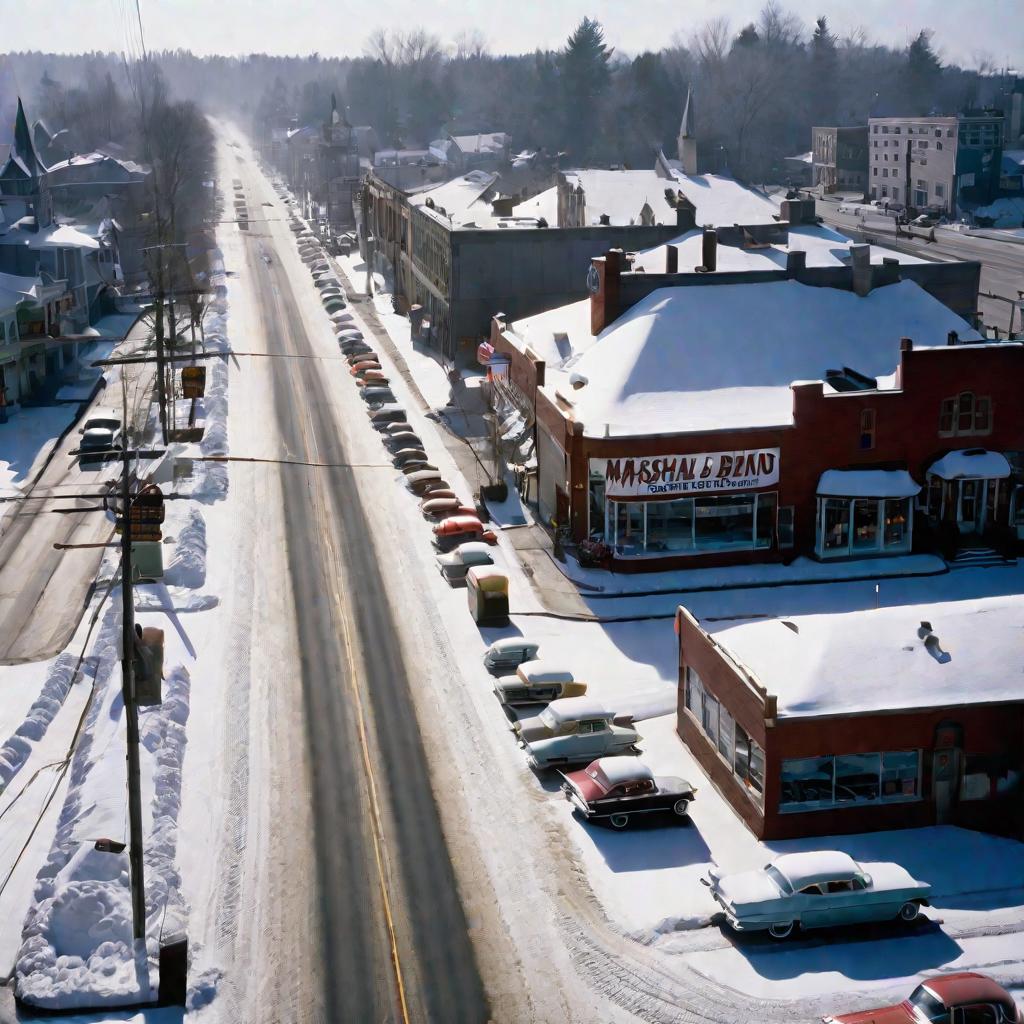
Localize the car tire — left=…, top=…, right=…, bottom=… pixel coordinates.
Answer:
left=898, top=901, right=921, bottom=923
left=672, top=798, right=690, bottom=817
left=609, top=813, right=630, bottom=830
left=768, top=921, right=795, bottom=940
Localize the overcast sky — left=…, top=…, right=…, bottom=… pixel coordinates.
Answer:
left=1, top=0, right=1021, bottom=69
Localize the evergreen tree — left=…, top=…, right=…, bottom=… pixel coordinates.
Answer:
left=809, top=15, right=838, bottom=126
left=902, top=30, right=943, bottom=114
left=559, top=17, right=612, bottom=162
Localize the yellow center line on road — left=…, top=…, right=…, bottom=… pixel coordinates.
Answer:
left=260, top=229, right=412, bottom=1024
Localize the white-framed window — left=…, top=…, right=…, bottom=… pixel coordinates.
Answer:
left=684, top=666, right=765, bottom=805
left=816, top=496, right=913, bottom=558
left=780, top=751, right=921, bottom=812
left=939, top=391, right=992, bottom=436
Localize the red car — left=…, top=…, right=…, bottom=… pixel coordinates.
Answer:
left=825, top=974, right=1019, bottom=1024
left=433, top=515, right=497, bottom=552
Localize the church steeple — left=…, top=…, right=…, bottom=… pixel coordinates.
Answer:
left=13, top=97, right=48, bottom=178
left=0, top=97, right=52, bottom=225
left=677, top=86, right=698, bottom=176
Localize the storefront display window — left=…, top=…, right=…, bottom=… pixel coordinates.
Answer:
left=780, top=750, right=921, bottom=812
left=602, top=492, right=777, bottom=557
left=817, top=497, right=913, bottom=558
left=684, top=667, right=764, bottom=806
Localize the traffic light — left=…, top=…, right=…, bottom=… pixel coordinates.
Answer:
left=133, top=625, right=164, bottom=706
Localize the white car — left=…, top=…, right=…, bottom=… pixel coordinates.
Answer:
left=704, top=850, right=931, bottom=939
left=483, top=637, right=539, bottom=674
left=437, top=541, right=494, bottom=582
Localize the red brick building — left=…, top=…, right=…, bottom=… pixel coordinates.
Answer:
left=675, top=584, right=1024, bottom=840
left=488, top=236, right=1024, bottom=573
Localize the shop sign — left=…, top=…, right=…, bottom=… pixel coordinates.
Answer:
left=594, top=447, right=780, bottom=499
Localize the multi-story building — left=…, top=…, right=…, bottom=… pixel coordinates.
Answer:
left=811, top=126, right=868, bottom=193
left=868, top=111, right=1004, bottom=215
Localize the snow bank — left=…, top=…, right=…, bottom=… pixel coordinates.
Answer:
left=163, top=508, right=206, bottom=590
left=972, top=196, right=1024, bottom=228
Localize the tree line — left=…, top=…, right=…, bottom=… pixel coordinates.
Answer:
left=5, top=3, right=1017, bottom=182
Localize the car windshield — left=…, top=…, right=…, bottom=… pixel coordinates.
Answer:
left=765, top=864, right=793, bottom=895
left=908, top=987, right=949, bottom=1022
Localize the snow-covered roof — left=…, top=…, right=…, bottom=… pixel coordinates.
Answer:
left=927, top=449, right=1011, bottom=480
left=541, top=278, right=980, bottom=438
left=817, top=469, right=921, bottom=499
left=772, top=851, right=859, bottom=887
left=596, top=756, right=653, bottom=786
left=450, top=132, right=508, bottom=154
left=544, top=697, right=611, bottom=723
left=0, top=221, right=100, bottom=250
left=696, top=578, right=1024, bottom=719
left=410, top=170, right=499, bottom=227
left=632, top=224, right=927, bottom=274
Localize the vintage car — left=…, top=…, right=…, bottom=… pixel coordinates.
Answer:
left=436, top=540, right=494, bottom=582
left=337, top=327, right=364, bottom=339
left=350, top=361, right=383, bottom=376
left=483, top=638, right=539, bottom=673
left=356, top=373, right=390, bottom=387
left=422, top=496, right=475, bottom=520
left=384, top=421, right=415, bottom=437
left=360, top=386, right=396, bottom=407
left=368, top=404, right=406, bottom=428
left=561, top=757, right=696, bottom=829
left=401, top=460, right=437, bottom=475
left=518, top=698, right=640, bottom=769
left=78, top=413, right=123, bottom=454
left=331, top=312, right=355, bottom=325
left=393, top=448, right=431, bottom=469
left=494, top=663, right=586, bottom=706
left=704, top=850, right=931, bottom=939
left=384, top=431, right=423, bottom=452
left=823, top=973, right=1019, bottom=1024
left=344, top=347, right=375, bottom=362
left=407, top=470, right=450, bottom=496
left=432, top=514, right=497, bottom=551
left=419, top=488, right=457, bottom=503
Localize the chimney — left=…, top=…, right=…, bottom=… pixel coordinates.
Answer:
left=696, top=228, right=717, bottom=273
left=598, top=212, right=611, bottom=226
left=781, top=198, right=803, bottom=225
left=665, top=245, right=678, bottom=274
left=590, top=249, right=623, bottom=336
left=786, top=249, right=806, bottom=279
left=850, top=244, right=872, bottom=297
left=881, top=256, right=901, bottom=285
left=900, top=336, right=913, bottom=352
left=675, top=192, right=697, bottom=232
left=947, top=330, right=959, bottom=346
left=491, top=196, right=515, bottom=217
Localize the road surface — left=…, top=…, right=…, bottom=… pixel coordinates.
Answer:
left=0, top=318, right=154, bottom=664
left=817, top=203, right=1024, bottom=335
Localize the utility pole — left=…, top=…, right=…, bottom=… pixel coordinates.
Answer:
left=153, top=246, right=168, bottom=445
left=118, top=382, right=147, bottom=942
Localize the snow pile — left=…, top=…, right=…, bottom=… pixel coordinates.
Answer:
left=972, top=196, right=1024, bottom=228
left=0, top=653, right=79, bottom=789
left=163, top=507, right=206, bottom=589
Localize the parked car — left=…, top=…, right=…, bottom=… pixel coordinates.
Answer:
left=384, top=421, right=414, bottom=437
left=337, top=328, right=364, bottom=341
left=400, top=460, right=437, bottom=475
left=704, top=850, right=931, bottom=939
left=361, top=386, right=396, bottom=407
left=79, top=414, right=123, bottom=453
left=343, top=347, right=374, bottom=362
left=483, top=637, right=539, bottom=674
left=407, top=470, right=450, bottom=496
left=384, top=431, right=422, bottom=451
left=436, top=540, right=495, bottom=582
left=350, top=361, right=382, bottom=376
left=561, top=757, right=696, bottom=829
left=369, top=404, right=406, bottom=425
left=419, top=488, right=457, bottom=503
left=432, top=514, right=497, bottom=550
left=392, top=447, right=429, bottom=466
left=518, top=698, right=640, bottom=769
left=356, top=373, right=390, bottom=387
left=823, top=973, right=1019, bottom=1024
left=911, top=214, right=939, bottom=227
left=494, top=663, right=586, bottom=706
left=422, top=496, right=474, bottom=520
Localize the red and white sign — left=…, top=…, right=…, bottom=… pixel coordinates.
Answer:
left=594, top=448, right=780, bottom=500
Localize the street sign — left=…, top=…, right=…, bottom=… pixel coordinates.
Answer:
left=181, top=365, right=206, bottom=399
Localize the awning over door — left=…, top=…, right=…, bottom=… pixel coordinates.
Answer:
left=816, top=468, right=921, bottom=498
left=927, top=449, right=1011, bottom=481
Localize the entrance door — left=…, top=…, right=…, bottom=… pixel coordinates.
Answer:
left=956, top=479, right=987, bottom=535
left=932, top=747, right=961, bottom=824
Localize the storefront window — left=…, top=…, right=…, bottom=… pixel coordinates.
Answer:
left=781, top=751, right=920, bottom=812
left=603, top=492, right=777, bottom=557
left=818, top=497, right=913, bottom=558
left=822, top=498, right=850, bottom=552
left=685, top=666, right=703, bottom=714
left=702, top=691, right=720, bottom=747
left=718, top=706, right=734, bottom=761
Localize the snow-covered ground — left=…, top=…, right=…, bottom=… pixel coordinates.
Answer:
left=0, top=405, right=78, bottom=501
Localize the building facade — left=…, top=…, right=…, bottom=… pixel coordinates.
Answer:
left=811, top=126, right=868, bottom=193
left=868, top=112, right=1004, bottom=214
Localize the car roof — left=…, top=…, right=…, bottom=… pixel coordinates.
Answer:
left=594, top=756, right=653, bottom=786
left=455, top=542, right=493, bottom=561
left=771, top=851, right=860, bottom=888
left=544, top=697, right=611, bottom=723
left=488, top=637, right=538, bottom=654
left=517, top=662, right=574, bottom=684
left=925, top=973, right=1015, bottom=1008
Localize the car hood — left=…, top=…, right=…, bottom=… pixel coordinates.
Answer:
left=829, top=1003, right=916, bottom=1024
left=714, top=869, right=784, bottom=911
